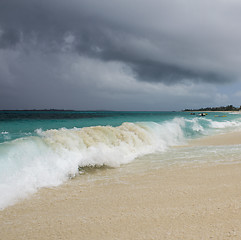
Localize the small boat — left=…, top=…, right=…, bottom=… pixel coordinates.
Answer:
left=198, top=113, right=207, bottom=116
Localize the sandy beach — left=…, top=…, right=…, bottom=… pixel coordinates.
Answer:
left=2, top=0, right=241, bottom=237
left=1, top=131, right=241, bottom=239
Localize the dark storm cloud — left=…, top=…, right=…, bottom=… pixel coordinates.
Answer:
left=1, top=0, right=241, bottom=110
left=1, top=0, right=241, bottom=84
left=0, top=28, right=20, bottom=48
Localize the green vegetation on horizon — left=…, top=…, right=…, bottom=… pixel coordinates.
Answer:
left=184, top=105, right=241, bottom=112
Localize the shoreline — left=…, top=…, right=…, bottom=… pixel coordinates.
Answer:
left=1, top=163, right=241, bottom=239
left=1, top=131, right=241, bottom=239
left=189, top=130, right=241, bottom=146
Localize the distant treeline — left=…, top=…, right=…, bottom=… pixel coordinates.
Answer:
left=184, top=105, right=241, bottom=112
left=0, top=109, right=113, bottom=112
left=0, top=109, right=73, bottom=112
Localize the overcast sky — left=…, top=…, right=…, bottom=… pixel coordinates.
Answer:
left=1, top=0, right=241, bottom=110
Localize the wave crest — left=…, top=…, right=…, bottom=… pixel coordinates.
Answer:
left=2, top=116, right=240, bottom=209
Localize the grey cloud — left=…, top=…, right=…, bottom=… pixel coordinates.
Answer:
left=1, top=0, right=241, bottom=84
left=0, top=28, right=20, bottom=48
left=1, top=0, right=241, bottom=110
left=0, top=45, right=228, bottom=111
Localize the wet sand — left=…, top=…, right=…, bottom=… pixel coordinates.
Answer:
left=190, top=130, right=241, bottom=146
left=1, top=131, right=241, bottom=239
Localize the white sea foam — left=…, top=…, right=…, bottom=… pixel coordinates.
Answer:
left=1, top=131, right=11, bottom=140
left=186, top=118, right=205, bottom=132
left=1, top=117, right=241, bottom=209
left=1, top=131, right=8, bottom=135
left=0, top=120, right=187, bottom=209
left=41, top=119, right=186, bottom=168
left=209, top=119, right=241, bottom=129
left=35, top=128, right=44, bottom=135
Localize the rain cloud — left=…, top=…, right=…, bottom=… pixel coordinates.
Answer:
left=0, top=0, right=241, bottom=109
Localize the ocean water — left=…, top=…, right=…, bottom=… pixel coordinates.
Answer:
left=1, top=110, right=241, bottom=209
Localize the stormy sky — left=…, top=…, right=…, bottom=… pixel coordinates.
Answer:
left=1, top=0, right=241, bottom=110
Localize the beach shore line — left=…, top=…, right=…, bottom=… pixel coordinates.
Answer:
left=1, top=131, right=241, bottom=239
left=189, top=130, right=241, bottom=146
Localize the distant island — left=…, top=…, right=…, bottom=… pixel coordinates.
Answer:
left=184, top=105, right=241, bottom=112
left=0, top=109, right=114, bottom=112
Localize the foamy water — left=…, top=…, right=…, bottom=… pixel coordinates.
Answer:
left=1, top=111, right=241, bottom=209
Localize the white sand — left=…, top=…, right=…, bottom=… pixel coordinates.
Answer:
left=1, top=131, right=241, bottom=239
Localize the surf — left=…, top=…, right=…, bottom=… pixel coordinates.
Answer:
left=1, top=114, right=241, bottom=209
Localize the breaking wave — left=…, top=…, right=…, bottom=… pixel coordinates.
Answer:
left=1, top=117, right=241, bottom=209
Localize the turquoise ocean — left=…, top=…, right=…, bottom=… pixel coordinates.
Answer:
left=1, top=111, right=241, bottom=209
